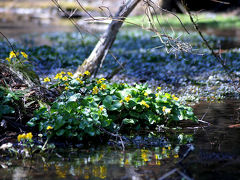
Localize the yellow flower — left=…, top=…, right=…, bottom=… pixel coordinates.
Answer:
left=9, top=51, right=17, bottom=59
left=141, top=149, right=149, bottom=162
left=54, top=73, right=62, bottom=80
left=144, top=92, right=148, bottom=96
left=168, top=146, right=171, bottom=150
left=162, top=106, right=171, bottom=114
left=156, top=160, right=161, bottom=166
left=155, top=93, right=158, bottom=97
left=60, top=71, right=66, bottom=75
left=120, top=100, right=123, bottom=103
left=97, top=78, right=106, bottom=84
left=20, top=51, right=28, bottom=58
left=100, top=84, right=107, bottom=90
left=124, top=159, right=129, bottom=165
left=92, top=86, right=99, bottom=94
left=84, top=71, right=90, bottom=76
left=62, top=76, right=68, bottom=81
left=79, top=80, right=84, bottom=84
left=124, top=95, right=131, bottom=102
left=99, top=166, right=107, bottom=179
left=172, top=95, right=179, bottom=101
left=157, top=87, right=161, bottom=91
left=162, top=106, right=166, bottom=112
left=65, top=86, right=69, bottom=90
left=25, top=132, right=33, bottom=140
left=99, top=106, right=104, bottom=111
left=5, top=57, right=10, bottom=62
left=47, top=126, right=53, bottom=130
left=84, top=173, right=90, bottom=179
left=173, top=96, right=179, bottom=101
left=97, top=79, right=102, bottom=84
left=165, top=93, right=171, bottom=99
left=174, top=154, right=179, bottom=158
left=76, top=78, right=84, bottom=84
left=140, top=100, right=150, bottom=108
left=55, top=165, right=66, bottom=178
left=17, top=134, right=25, bottom=142
left=67, top=72, right=73, bottom=77
left=17, top=132, right=32, bottom=142
left=43, top=77, right=51, bottom=82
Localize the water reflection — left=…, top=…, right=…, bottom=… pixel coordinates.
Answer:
left=183, top=100, right=240, bottom=180
left=1, top=146, right=181, bottom=180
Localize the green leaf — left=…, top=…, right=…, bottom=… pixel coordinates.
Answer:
left=103, top=95, right=113, bottom=109
left=27, top=121, right=35, bottom=127
left=56, top=129, right=65, bottom=136
left=129, top=111, right=142, bottom=119
left=123, top=118, right=136, bottom=124
left=55, top=116, right=65, bottom=130
left=68, top=93, right=81, bottom=102
left=126, top=100, right=137, bottom=109
left=0, top=105, right=15, bottom=115
left=109, top=100, right=122, bottom=111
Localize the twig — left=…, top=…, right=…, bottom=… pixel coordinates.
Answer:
left=147, top=0, right=190, bottom=34
left=158, top=168, right=178, bottom=180
left=76, top=0, right=96, bottom=20
left=106, top=62, right=126, bottom=80
left=177, top=144, right=194, bottom=163
left=51, top=0, right=85, bottom=42
left=0, top=31, right=22, bottom=63
left=0, top=31, right=16, bottom=53
left=176, top=169, right=193, bottom=180
left=184, top=2, right=237, bottom=89
left=98, top=126, right=125, bottom=151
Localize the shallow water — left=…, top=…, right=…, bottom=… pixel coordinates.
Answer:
left=183, top=100, right=240, bottom=180
left=1, top=11, right=240, bottom=49
left=1, top=100, right=240, bottom=180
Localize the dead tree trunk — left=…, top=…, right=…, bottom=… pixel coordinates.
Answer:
left=74, top=0, right=141, bottom=77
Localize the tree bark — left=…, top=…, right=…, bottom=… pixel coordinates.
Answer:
left=74, top=0, right=141, bottom=77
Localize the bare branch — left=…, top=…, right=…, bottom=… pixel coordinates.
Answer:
left=183, top=2, right=238, bottom=89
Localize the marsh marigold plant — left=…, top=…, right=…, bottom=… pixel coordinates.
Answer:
left=28, top=74, right=197, bottom=140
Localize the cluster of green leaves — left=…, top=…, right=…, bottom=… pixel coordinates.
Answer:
left=28, top=72, right=197, bottom=141
left=0, top=86, right=22, bottom=118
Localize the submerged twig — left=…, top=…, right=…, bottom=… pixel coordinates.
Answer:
left=98, top=126, right=125, bottom=151
left=158, top=168, right=178, bottom=180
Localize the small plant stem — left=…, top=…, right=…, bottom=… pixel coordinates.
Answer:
left=41, top=136, right=50, bottom=152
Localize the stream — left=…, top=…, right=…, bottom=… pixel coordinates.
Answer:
left=1, top=100, right=240, bottom=180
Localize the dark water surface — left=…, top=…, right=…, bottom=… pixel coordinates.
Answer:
left=1, top=100, right=240, bottom=180
left=183, top=100, right=240, bottom=180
